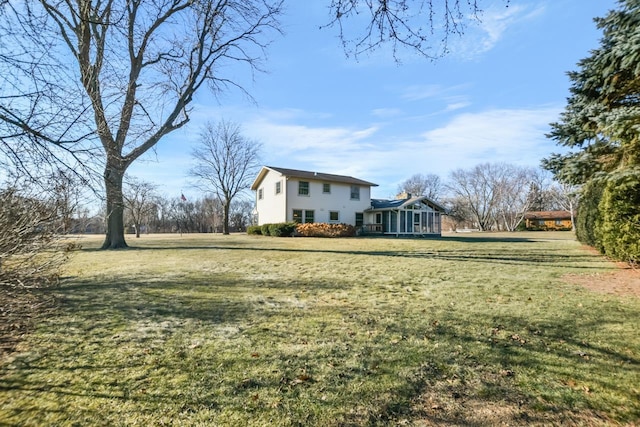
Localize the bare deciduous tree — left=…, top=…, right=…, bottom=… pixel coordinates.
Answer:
left=123, top=177, right=158, bottom=238
left=0, top=1, right=283, bottom=249
left=230, top=199, right=255, bottom=231
left=47, top=169, right=89, bottom=234
left=493, top=165, right=536, bottom=231
left=398, top=173, right=442, bottom=200
left=547, top=182, right=580, bottom=231
left=189, top=120, right=261, bottom=235
left=447, top=163, right=537, bottom=231
left=447, top=163, right=501, bottom=231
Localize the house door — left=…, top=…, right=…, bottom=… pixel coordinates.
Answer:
left=414, top=213, right=421, bottom=234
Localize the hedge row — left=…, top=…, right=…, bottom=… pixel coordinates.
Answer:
left=247, top=222, right=297, bottom=237
left=247, top=222, right=357, bottom=238
left=576, top=169, right=640, bottom=264
left=295, top=222, right=356, bottom=238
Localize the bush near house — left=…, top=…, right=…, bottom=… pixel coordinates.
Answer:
left=296, top=222, right=356, bottom=237
left=269, top=222, right=297, bottom=237
left=260, top=223, right=272, bottom=236
left=246, top=225, right=262, bottom=235
left=251, top=222, right=296, bottom=237
left=251, top=222, right=357, bottom=237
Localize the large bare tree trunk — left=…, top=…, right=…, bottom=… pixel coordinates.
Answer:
left=102, top=161, right=127, bottom=249
left=223, top=201, right=231, bottom=235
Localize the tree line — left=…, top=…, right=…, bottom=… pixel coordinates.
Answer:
left=397, top=164, right=578, bottom=233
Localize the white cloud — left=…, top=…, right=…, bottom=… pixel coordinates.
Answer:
left=371, top=108, right=403, bottom=118
left=418, top=105, right=561, bottom=171
left=234, top=105, right=561, bottom=198
left=131, top=103, right=563, bottom=201
left=401, top=83, right=471, bottom=102
left=444, top=100, right=471, bottom=112
left=450, top=3, right=547, bottom=59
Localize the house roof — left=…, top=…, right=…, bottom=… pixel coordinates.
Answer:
left=369, top=195, right=446, bottom=212
left=524, top=210, right=572, bottom=220
left=251, top=166, right=378, bottom=190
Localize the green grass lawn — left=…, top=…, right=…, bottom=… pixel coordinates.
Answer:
left=1, top=232, right=638, bottom=426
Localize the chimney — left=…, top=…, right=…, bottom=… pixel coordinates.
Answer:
left=396, top=191, right=411, bottom=200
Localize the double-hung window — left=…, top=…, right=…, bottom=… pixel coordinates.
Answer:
left=275, top=181, right=282, bottom=195
left=258, top=188, right=263, bottom=200
left=305, top=210, right=314, bottom=223
left=350, top=185, right=360, bottom=200
left=323, top=183, right=331, bottom=194
left=298, top=181, right=309, bottom=196
left=293, top=209, right=315, bottom=224
left=329, top=211, right=339, bottom=222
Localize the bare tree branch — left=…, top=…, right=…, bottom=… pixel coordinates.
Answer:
left=325, top=0, right=509, bottom=61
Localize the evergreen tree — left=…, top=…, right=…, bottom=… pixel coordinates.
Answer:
left=544, top=0, right=640, bottom=263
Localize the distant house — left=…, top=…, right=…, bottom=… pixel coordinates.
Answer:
left=251, top=166, right=445, bottom=236
left=524, top=211, right=573, bottom=230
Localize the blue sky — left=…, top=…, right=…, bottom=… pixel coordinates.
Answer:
left=129, top=0, right=617, bottom=201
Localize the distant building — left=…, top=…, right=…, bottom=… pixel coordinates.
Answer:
left=524, top=211, right=573, bottom=230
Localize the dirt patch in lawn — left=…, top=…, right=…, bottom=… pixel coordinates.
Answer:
left=565, top=267, right=640, bottom=298
left=564, top=248, right=640, bottom=298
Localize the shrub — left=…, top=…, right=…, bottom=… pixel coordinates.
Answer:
left=575, top=179, right=604, bottom=249
left=246, top=225, right=262, bottom=235
left=598, top=169, right=640, bottom=264
left=0, top=187, right=71, bottom=288
left=268, top=222, right=297, bottom=237
left=295, top=223, right=356, bottom=238
left=260, top=223, right=272, bottom=236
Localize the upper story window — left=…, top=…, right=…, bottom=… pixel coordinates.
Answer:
left=350, top=185, right=360, bottom=200
left=275, top=181, right=282, bottom=195
left=298, top=181, right=309, bottom=196
left=323, top=183, right=331, bottom=194
left=258, top=188, right=264, bottom=200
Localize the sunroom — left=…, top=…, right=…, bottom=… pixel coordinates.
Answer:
left=364, top=194, right=445, bottom=236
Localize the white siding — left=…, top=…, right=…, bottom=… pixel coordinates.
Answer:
left=254, top=170, right=287, bottom=224
left=285, top=179, right=370, bottom=225
left=253, top=168, right=374, bottom=226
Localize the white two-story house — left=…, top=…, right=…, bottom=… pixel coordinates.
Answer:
left=251, top=166, right=376, bottom=227
left=251, top=166, right=445, bottom=236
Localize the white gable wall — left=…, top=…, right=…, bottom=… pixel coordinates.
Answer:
left=254, top=169, right=287, bottom=225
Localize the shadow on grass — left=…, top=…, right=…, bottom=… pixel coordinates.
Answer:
left=78, top=241, right=609, bottom=271
left=0, top=274, right=349, bottom=424
left=1, top=239, right=632, bottom=425
left=2, top=280, right=639, bottom=425
left=367, top=306, right=640, bottom=426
